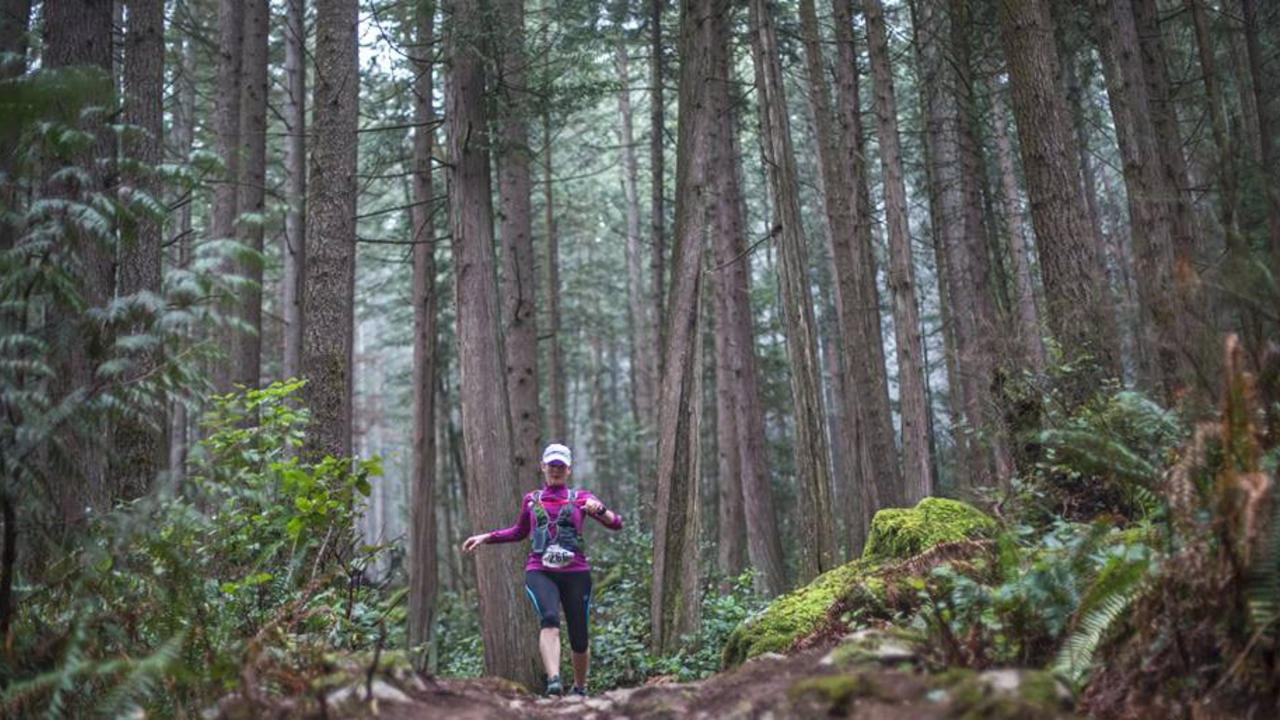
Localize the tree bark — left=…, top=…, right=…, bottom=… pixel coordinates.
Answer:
left=211, top=0, right=242, bottom=392
left=951, top=0, right=1012, bottom=483
left=708, top=56, right=786, bottom=595
left=996, top=0, right=1121, bottom=399
left=45, top=0, right=115, bottom=520
left=282, top=0, right=307, bottom=381
left=617, top=41, right=659, bottom=493
left=650, top=0, right=667, bottom=354
left=797, top=0, right=867, bottom=541
left=407, top=0, right=438, bottom=670
left=707, top=35, right=748, bottom=583
left=235, top=0, right=268, bottom=390
left=865, top=0, right=932, bottom=503
left=301, top=0, right=358, bottom=460
left=830, top=0, right=898, bottom=546
left=989, top=78, right=1045, bottom=372
left=168, top=27, right=197, bottom=483
left=1240, top=0, right=1280, bottom=280
left=113, top=0, right=166, bottom=497
left=445, top=0, right=541, bottom=687
left=652, top=0, right=716, bottom=654
left=495, top=0, right=540, bottom=477
left=750, top=0, right=836, bottom=579
left=542, top=111, right=567, bottom=443
left=1090, top=0, right=1185, bottom=399
left=1186, top=0, right=1242, bottom=252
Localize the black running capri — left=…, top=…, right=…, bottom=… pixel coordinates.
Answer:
left=524, top=569, right=593, bottom=653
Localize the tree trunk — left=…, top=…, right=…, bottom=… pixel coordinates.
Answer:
left=0, top=0, right=31, bottom=251
left=865, top=0, right=932, bottom=503
left=169, top=29, right=197, bottom=483
left=797, top=0, right=866, bottom=541
left=830, top=0, right=898, bottom=547
left=989, top=78, right=1045, bottom=371
left=1240, top=0, right=1280, bottom=282
left=650, top=0, right=666, bottom=354
left=407, top=0, right=438, bottom=670
left=496, top=0, right=540, bottom=478
left=708, top=58, right=786, bottom=595
left=1133, top=0, right=1207, bottom=389
left=211, top=0, right=242, bottom=392
left=282, top=0, right=307, bottom=381
left=45, top=0, right=115, bottom=520
left=114, top=0, right=165, bottom=497
left=1186, top=0, right=1242, bottom=252
left=301, top=0, right=358, bottom=460
left=1090, top=0, right=1185, bottom=399
left=652, top=0, right=716, bottom=654
left=951, top=0, right=1012, bottom=483
left=707, top=37, right=748, bottom=583
left=996, top=0, right=1121, bottom=400
left=445, top=0, right=541, bottom=687
left=235, top=0, right=268, bottom=390
left=749, top=0, right=836, bottom=579
left=542, top=111, right=568, bottom=443
left=617, top=41, right=659, bottom=494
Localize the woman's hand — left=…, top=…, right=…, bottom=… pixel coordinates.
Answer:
left=462, top=533, right=490, bottom=553
left=583, top=498, right=605, bottom=516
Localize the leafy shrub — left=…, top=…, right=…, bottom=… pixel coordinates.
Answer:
left=1, top=382, right=394, bottom=718
left=906, top=521, right=1155, bottom=671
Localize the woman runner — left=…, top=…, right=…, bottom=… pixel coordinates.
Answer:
left=462, top=443, right=624, bottom=696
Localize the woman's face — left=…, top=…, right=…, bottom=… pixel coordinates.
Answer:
left=542, top=461, right=570, bottom=486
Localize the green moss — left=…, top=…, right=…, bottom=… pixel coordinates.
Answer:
left=721, top=560, right=881, bottom=668
left=789, top=674, right=875, bottom=714
left=946, top=671, right=1068, bottom=720
left=862, top=497, right=998, bottom=563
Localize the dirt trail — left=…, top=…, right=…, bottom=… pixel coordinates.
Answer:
left=363, top=637, right=1077, bottom=720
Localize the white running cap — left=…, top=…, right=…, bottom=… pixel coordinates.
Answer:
left=541, top=443, right=572, bottom=466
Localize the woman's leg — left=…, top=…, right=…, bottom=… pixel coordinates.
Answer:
left=525, top=571, right=563, bottom=681
left=557, top=571, right=593, bottom=689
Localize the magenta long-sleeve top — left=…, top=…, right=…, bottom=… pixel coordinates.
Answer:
left=485, top=483, right=624, bottom=572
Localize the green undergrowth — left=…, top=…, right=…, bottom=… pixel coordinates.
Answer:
left=2, top=382, right=394, bottom=718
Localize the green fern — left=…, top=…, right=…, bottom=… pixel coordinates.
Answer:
left=1053, top=553, right=1150, bottom=686
left=1245, top=495, right=1280, bottom=637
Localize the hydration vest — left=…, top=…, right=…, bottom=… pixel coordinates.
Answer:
left=530, top=488, right=582, bottom=556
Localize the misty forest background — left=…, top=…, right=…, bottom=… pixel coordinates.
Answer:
left=3, top=0, right=1280, bottom=716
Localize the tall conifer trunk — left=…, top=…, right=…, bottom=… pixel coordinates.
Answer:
left=114, top=0, right=166, bottom=496
left=865, top=0, right=933, bottom=503
left=407, top=0, right=438, bottom=669
left=997, top=0, right=1121, bottom=400
left=235, top=0, right=268, bottom=389
left=301, top=0, right=358, bottom=459
left=618, top=41, right=659, bottom=489
left=830, top=0, right=898, bottom=545
left=749, top=0, right=836, bottom=579
left=496, top=0, right=540, bottom=475
left=282, top=0, right=306, bottom=381
left=211, top=0, right=243, bottom=393
left=445, top=0, right=541, bottom=687
left=652, top=0, right=718, bottom=653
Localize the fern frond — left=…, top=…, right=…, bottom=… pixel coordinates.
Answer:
left=1245, top=490, right=1280, bottom=637
left=92, top=632, right=185, bottom=719
left=1039, top=428, right=1161, bottom=485
left=1054, top=554, right=1150, bottom=686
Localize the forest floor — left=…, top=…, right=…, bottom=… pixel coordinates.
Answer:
left=343, top=634, right=1079, bottom=720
